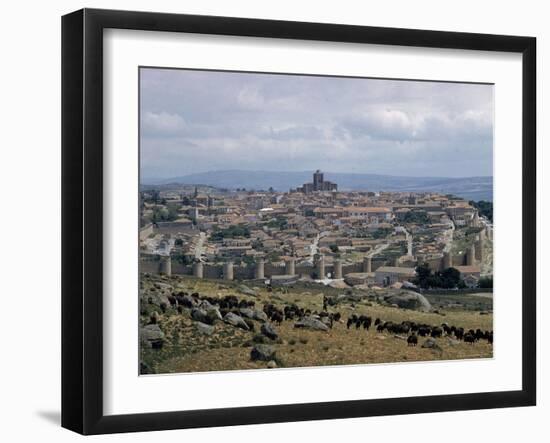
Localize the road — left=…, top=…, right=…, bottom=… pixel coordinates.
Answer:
left=367, top=241, right=391, bottom=258
left=307, top=231, right=330, bottom=263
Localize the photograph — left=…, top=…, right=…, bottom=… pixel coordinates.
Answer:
left=138, top=68, right=495, bottom=375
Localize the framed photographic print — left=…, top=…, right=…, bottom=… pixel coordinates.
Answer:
left=61, top=8, right=536, bottom=435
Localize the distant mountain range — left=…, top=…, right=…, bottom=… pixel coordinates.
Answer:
left=142, top=170, right=493, bottom=201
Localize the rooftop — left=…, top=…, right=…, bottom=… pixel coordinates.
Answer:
left=346, top=207, right=392, bottom=213
left=375, top=266, right=416, bottom=275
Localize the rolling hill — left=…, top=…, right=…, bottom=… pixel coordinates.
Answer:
left=143, top=170, right=493, bottom=201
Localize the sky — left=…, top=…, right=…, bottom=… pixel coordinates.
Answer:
left=140, top=68, right=494, bottom=180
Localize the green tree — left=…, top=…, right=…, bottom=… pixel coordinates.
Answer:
left=209, top=224, right=251, bottom=241
left=414, top=264, right=462, bottom=289
left=469, top=200, right=493, bottom=222
left=403, top=210, right=430, bottom=224
left=172, top=253, right=191, bottom=265
left=478, top=276, right=493, bottom=288
left=266, top=217, right=288, bottom=230
left=242, top=256, right=256, bottom=266
left=413, top=263, right=432, bottom=288
left=439, top=267, right=461, bottom=289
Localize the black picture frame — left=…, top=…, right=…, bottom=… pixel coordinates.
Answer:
left=61, top=8, right=537, bottom=435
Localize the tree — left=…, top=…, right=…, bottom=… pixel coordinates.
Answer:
left=414, top=264, right=462, bottom=289
left=266, top=217, right=288, bottom=230
left=242, top=256, right=256, bottom=266
left=329, top=244, right=339, bottom=253
left=172, top=253, right=191, bottom=265
left=209, top=224, right=251, bottom=241
left=413, top=263, right=432, bottom=288
left=151, top=189, right=160, bottom=204
left=478, top=276, right=493, bottom=288
left=371, top=228, right=393, bottom=239
left=166, top=204, right=180, bottom=221
left=469, top=200, right=493, bottom=222
left=403, top=210, right=430, bottom=224
left=439, top=267, right=461, bottom=289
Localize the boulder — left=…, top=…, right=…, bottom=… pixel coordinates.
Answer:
left=238, top=285, right=258, bottom=297
left=224, top=312, right=250, bottom=330
left=337, top=293, right=364, bottom=303
left=198, top=300, right=214, bottom=310
left=384, top=291, right=432, bottom=312
left=260, top=323, right=278, bottom=340
left=195, top=321, right=214, bottom=336
left=328, top=280, right=348, bottom=289
left=267, top=360, right=278, bottom=369
left=250, top=344, right=276, bottom=361
left=142, top=292, right=171, bottom=309
left=205, top=306, right=223, bottom=323
left=294, top=317, right=329, bottom=331
left=421, top=338, right=442, bottom=351
left=252, top=310, right=268, bottom=323
left=191, top=307, right=209, bottom=324
left=140, top=324, right=165, bottom=348
left=402, top=281, right=418, bottom=290
left=154, top=282, right=173, bottom=292
left=239, top=308, right=255, bottom=319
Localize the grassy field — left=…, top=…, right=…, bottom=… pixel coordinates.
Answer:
left=140, top=274, right=493, bottom=374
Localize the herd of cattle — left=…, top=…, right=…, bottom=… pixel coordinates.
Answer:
left=148, top=289, right=492, bottom=348
left=345, top=314, right=493, bottom=346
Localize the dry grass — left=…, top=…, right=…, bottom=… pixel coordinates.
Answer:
left=140, top=274, right=493, bottom=374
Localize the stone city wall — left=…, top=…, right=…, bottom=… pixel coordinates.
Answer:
left=141, top=254, right=397, bottom=281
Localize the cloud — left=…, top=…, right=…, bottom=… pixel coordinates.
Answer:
left=142, top=111, right=186, bottom=136
left=139, top=68, right=493, bottom=179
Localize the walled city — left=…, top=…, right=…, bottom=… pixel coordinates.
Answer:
left=139, top=171, right=494, bottom=373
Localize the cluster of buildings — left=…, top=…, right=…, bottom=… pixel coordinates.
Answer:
left=140, top=170, right=492, bottom=289
left=291, top=170, right=338, bottom=193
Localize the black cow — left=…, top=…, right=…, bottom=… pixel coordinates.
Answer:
left=418, top=326, right=430, bottom=337
left=347, top=314, right=358, bottom=329
left=464, top=333, right=475, bottom=344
